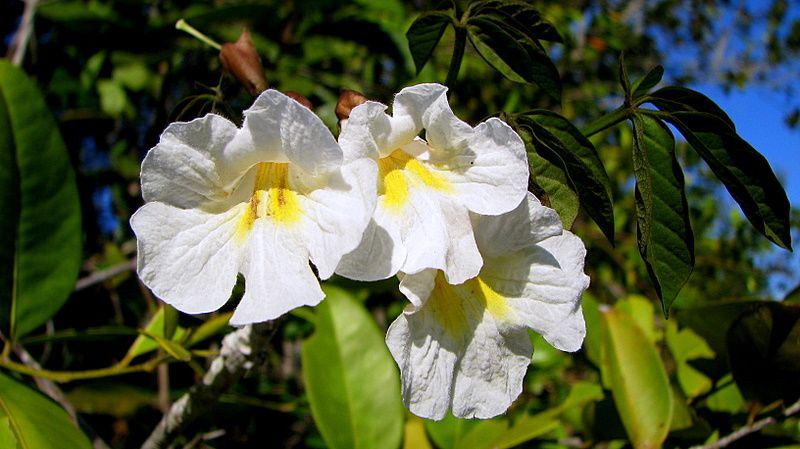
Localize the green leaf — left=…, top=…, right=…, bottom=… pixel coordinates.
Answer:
left=406, top=11, right=453, bottom=74
left=511, top=119, right=579, bottom=227
left=301, top=286, right=404, bottom=449
left=648, top=86, right=734, bottom=129
left=471, top=0, right=562, bottom=43
left=402, top=414, right=433, bottom=449
left=466, top=16, right=561, bottom=101
left=665, top=321, right=714, bottom=399
left=603, top=307, right=673, bottom=449
left=0, top=372, right=93, bottom=449
left=65, top=382, right=157, bottom=417
left=631, top=65, right=664, bottom=98
left=517, top=112, right=614, bottom=240
left=0, top=416, right=18, bottom=449
left=726, top=302, right=800, bottom=404
left=660, top=110, right=792, bottom=250
left=140, top=330, right=192, bottom=362
left=0, top=60, right=82, bottom=340
left=631, top=113, right=694, bottom=314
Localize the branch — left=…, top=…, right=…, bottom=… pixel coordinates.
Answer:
left=75, top=259, right=137, bottom=291
left=140, top=322, right=275, bottom=449
left=6, top=0, right=40, bottom=66
left=689, top=398, right=800, bottom=449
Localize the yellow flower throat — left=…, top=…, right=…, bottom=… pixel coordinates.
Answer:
left=236, top=162, right=301, bottom=240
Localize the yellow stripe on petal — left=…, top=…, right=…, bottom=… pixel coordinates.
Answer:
left=235, top=162, right=302, bottom=243
left=427, top=271, right=510, bottom=338
left=377, top=149, right=452, bottom=213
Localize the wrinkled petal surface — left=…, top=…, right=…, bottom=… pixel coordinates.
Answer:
left=388, top=193, right=589, bottom=418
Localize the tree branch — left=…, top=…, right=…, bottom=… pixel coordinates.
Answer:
left=6, top=0, right=40, bottom=66
left=689, top=398, right=800, bottom=449
left=140, top=322, right=275, bottom=449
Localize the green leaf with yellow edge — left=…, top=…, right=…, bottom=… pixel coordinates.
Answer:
left=0, top=371, right=92, bottom=449
left=603, top=307, right=673, bottom=449
left=301, top=285, right=404, bottom=449
left=140, top=330, right=192, bottom=362
left=631, top=112, right=694, bottom=315
left=0, top=60, right=82, bottom=341
left=0, top=415, right=18, bottom=449
left=122, top=306, right=187, bottom=364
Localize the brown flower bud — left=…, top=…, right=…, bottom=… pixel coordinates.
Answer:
left=219, top=30, right=268, bottom=95
left=282, top=91, right=313, bottom=111
left=335, top=90, right=368, bottom=121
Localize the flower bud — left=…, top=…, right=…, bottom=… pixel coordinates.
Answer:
left=219, top=30, right=268, bottom=95
left=282, top=91, right=313, bottom=111
left=335, top=90, right=368, bottom=121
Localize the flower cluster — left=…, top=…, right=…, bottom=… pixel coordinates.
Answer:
left=131, top=83, right=589, bottom=419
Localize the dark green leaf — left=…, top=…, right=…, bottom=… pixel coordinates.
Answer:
left=631, top=65, right=664, bottom=98
left=163, top=304, right=179, bottom=340
left=301, top=286, right=404, bottom=449
left=727, top=302, right=800, bottom=404
left=406, top=12, right=453, bottom=75
left=0, top=372, right=93, bottom=449
left=517, top=112, right=614, bottom=241
left=466, top=16, right=561, bottom=100
left=631, top=113, right=694, bottom=314
left=661, top=110, right=792, bottom=250
left=618, top=54, right=631, bottom=96
left=511, top=119, right=579, bottom=227
left=603, top=307, right=673, bottom=449
left=649, top=86, right=734, bottom=129
left=0, top=60, right=82, bottom=340
left=470, top=0, right=562, bottom=43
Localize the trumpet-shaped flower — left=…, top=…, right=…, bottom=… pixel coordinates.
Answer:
left=130, top=90, right=376, bottom=325
left=335, top=83, right=529, bottom=284
left=386, top=193, right=589, bottom=420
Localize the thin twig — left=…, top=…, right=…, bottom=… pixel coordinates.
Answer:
left=140, top=322, right=275, bottom=449
left=6, top=0, right=40, bottom=66
left=689, top=398, right=800, bottom=449
left=75, top=259, right=137, bottom=291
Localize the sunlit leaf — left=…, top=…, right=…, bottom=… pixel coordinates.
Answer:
left=301, top=285, right=404, bottom=449
left=603, top=307, right=673, bottom=449
left=406, top=11, right=454, bottom=74
left=0, top=60, right=82, bottom=341
left=631, top=112, right=694, bottom=314
left=665, top=321, right=714, bottom=399
left=403, top=414, right=433, bottom=449
left=140, top=330, right=192, bottom=362
left=0, top=372, right=92, bottom=449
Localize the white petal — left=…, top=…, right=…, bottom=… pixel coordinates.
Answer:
left=225, top=90, right=342, bottom=179
left=472, top=192, right=564, bottom=258
left=393, top=83, right=473, bottom=157
left=130, top=202, right=243, bottom=314
left=335, top=217, right=406, bottom=281
left=397, top=268, right=437, bottom=307
left=294, top=158, right=377, bottom=279
left=141, top=114, right=238, bottom=210
left=386, top=275, right=531, bottom=420
left=482, top=230, right=589, bottom=352
left=339, top=101, right=417, bottom=160
left=231, top=220, right=324, bottom=325
left=443, top=118, right=529, bottom=216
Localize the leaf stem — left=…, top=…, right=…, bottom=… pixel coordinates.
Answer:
left=0, top=354, right=168, bottom=382
left=580, top=105, right=630, bottom=137
left=175, top=19, right=222, bottom=51
left=445, top=25, right=467, bottom=88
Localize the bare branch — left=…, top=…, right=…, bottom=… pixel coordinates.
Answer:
left=140, top=322, right=275, bottom=449
left=689, top=398, right=800, bottom=449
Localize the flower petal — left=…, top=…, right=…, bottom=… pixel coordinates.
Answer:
left=472, top=192, right=564, bottom=258
left=339, top=101, right=417, bottom=160
left=481, top=230, right=589, bottom=352
left=392, top=83, right=473, bottom=157
left=231, top=220, right=324, bottom=325
left=294, top=158, right=377, bottom=279
left=335, top=217, right=406, bottom=281
left=140, top=114, right=238, bottom=210
left=130, top=202, right=243, bottom=314
left=387, top=272, right=532, bottom=420
left=226, top=90, right=342, bottom=178
left=442, top=118, right=529, bottom=216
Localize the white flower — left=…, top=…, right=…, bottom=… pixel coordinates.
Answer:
left=130, top=90, right=376, bottom=325
left=335, top=83, right=529, bottom=284
left=386, top=193, right=589, bottom=420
